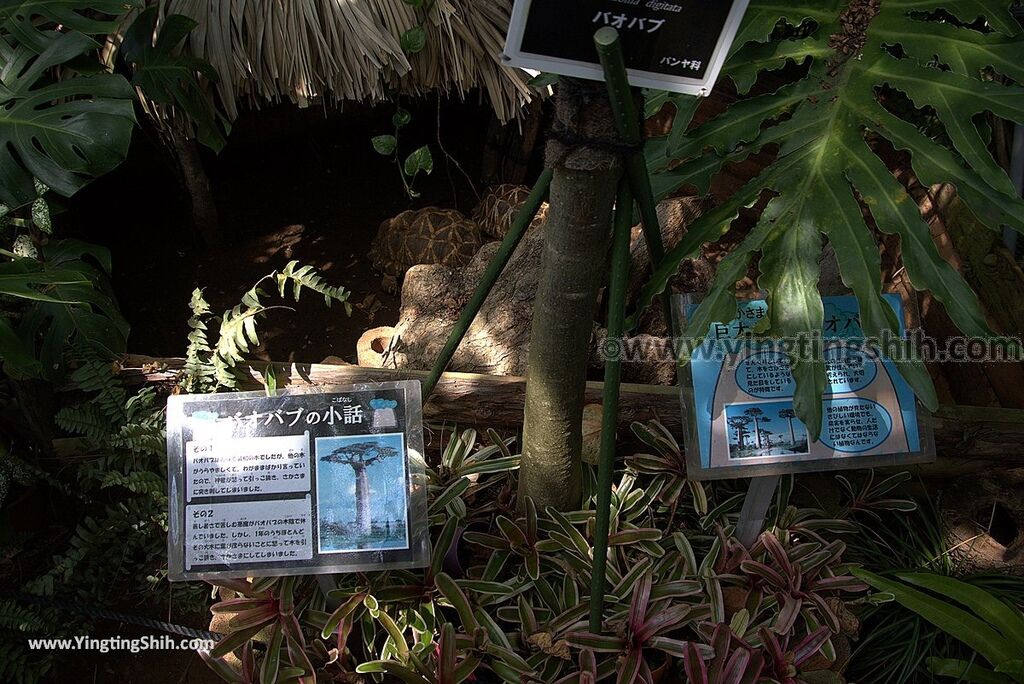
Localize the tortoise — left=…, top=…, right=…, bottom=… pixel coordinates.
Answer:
left=371, top=207, right=483, bottom=293
left=472, top=184, right=549, bottom=240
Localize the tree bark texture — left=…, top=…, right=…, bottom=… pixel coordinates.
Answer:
left=518, top=80, right=624, bottom=512
left=171, top=133, right=225, bottom=249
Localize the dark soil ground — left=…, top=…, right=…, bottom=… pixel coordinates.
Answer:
left=66, top=94, right=508, bottom=367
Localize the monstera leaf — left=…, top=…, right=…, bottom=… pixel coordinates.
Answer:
left=0, top=31, right=136, bottom=206
left=119, top=7, right=228, bottom=152
left=1, top=240, right=128, bottom=380
left=639, top=0, right=1024, bottom=437
left=0, top=0, right=139, bottom=52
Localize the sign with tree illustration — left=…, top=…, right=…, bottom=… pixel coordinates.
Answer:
left=166, top=383, right=429, bottom=580
left=677, top=294, right=935, bottom=480
left=504, top=0, right=750, bottom=96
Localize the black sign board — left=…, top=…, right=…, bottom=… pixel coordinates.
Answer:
left=505, top=0, right=750, bottom=96
left=166, top=383, right=429, bottom=580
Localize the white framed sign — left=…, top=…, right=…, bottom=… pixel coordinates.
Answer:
left=504, top=0, right=751, bottom=97
left=166, top=383, right=430, bottom=581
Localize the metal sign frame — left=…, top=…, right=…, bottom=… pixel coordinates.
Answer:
left=503, top=0, right=751, bottom=96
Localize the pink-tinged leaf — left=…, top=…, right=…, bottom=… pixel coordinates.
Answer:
left=609, top=529, right=663, bottom=545
left=281, top=613, right=305, bottom=649
left=616, top=648, right=643, bottom=684
left=259, top=624, right=283, bottom=684
left=812, top=576, right=868, bottom=592
left=462, top=531, right=510, bottom=550
left=636, top=605, right=693, bottom=642
left=452, top=655, right=480, bottom=684
left=496, top=516, right=529, bottom=548
left=760, top=532, right=793, bottom=575
left=211, top=598, right=274, bottom=614
left=435, top=573, right=481, bottom=633
left=792, top=627, right=831, bottom=666
left=626, top=454, right=675, bottom=472
left=740, top=560, right=788, bottom=588
left=647, top=636, right=690, bottom=658
left=524, top=497, right=538, bottom=544
left=722, top=648, right=753, bottom=684
left=240, top=643, right=256, bottom=681
left=336, top=615, right=353, bottom=656
left=734, top=651, right=764, bottom=684
left=517, top=596, right=539, bottom=635
left=197, top=650, right=243, bottom=683
left=581, top=648, right=598, bottom=676
left=211, top=622, right=270, bottom=659
left=278, top=576, right=297, bottom=616
left=438, top=623, right=457, bottom=684
left=228, top=605, right=279, bottom=630
left=431, top=516, right=460, bottom=577
left=708, top=624, right=731, bottom=682
left=630, top=570, right=654, bottom=632
left=683, top=641, right=709, bottom=683
left=565, top=632, right=628, bottom=653
left=285, top=634, right=315, bottom=678
left=638, top=655, right=655, bottom=684
left=865, top=471, right=912, bottom=500
left=774, top=595, right=802, bottom=634
left=804, top=591, right=841, bottom=633
left=759, top=627, right=786, bottom=668
left=650, top=580, right=702, bottom=600
left=524, top=550, right=541, bottom=580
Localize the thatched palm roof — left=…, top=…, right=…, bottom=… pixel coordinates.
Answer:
left=154, top=0, right=533, bottom=122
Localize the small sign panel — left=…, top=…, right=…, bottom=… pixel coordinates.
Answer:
left=676, top=294, right=934, bottom=480
left=167, top=383, right=429, bottom=580
left=504, top=0, right=751, bottom=96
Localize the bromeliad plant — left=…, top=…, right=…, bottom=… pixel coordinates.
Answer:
left=639, top=0, right=1024, bottom=437
left=199, top=421, right=884, bottom=684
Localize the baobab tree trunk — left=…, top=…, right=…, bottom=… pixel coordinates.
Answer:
left=353, top=464, right=372, bottom=537
left=518, top=79, right=625, bottom=512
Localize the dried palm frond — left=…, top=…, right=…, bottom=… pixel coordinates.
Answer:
left=150, top=0, right=533, bottom=122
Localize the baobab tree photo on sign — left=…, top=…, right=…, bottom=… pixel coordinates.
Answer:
left=315, top=434, right=409, bottom=553
left=726, top=402, right=810, bottom=458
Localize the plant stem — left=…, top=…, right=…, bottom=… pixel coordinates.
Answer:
left=589, top=178, right=633, bottom=632
left=422, top=169, right=552, bottom=399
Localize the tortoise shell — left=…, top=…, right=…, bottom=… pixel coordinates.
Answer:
left=472, top=184, right=549, bottom=239
left=371, top=207, right=483, bottom=277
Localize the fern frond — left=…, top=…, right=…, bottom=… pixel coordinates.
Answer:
left=101, top=470, right=166, bottom=496
left=194, top=262, right=351, bottom=389
left=67, top=359, right=127, bottom=424
left=111, top=420, right=165, bottom=457
left=55, top=403, right=109, bottom=441
left=0, top=641, right=51, bottom=684
left=181, top=288, right=216, bottom=393
left=277, top=260, right=353, bottom=313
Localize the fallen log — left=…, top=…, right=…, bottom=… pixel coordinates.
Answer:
left=122, top=354, right=1024, bottom=475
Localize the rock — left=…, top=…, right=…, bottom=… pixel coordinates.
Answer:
left=356, top=327, right=397, bottom=368
left=387, top=195, right=706, bottom=384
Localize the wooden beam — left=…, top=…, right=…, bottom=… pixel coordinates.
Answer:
left=122, top=355, right=1024, bottom=475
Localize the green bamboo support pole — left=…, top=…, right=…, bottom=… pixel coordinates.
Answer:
left=422, top=168, right=553, bottom=399
left=589, top=178, right=634, bottom=633
left=594, top=28, right=668, bottom=284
